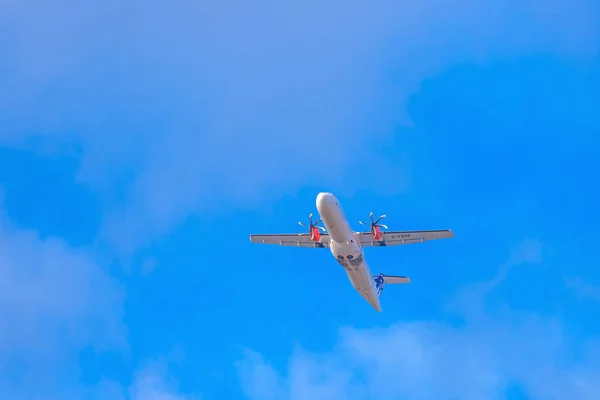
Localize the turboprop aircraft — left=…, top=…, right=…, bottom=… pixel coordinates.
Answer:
left=249, top=192, right=454, bottom=312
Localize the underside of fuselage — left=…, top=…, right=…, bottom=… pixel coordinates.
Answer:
left=315, top=192, right=382, bottom=312
left=337, top=255, right=382, bottom=312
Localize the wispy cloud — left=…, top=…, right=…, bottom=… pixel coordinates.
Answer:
left=236, top=239, right=600, bottom=400
left=86, top=358, right=202, bottom=400
left=1, top=0, right=598, bottom=256
left=447, top=238, right=546, bottom=317
left=0, top=195, right=195, bottom=399
left=0, top=193, right=126, bottom=396
left=565, top=276, right=600, bottom=302
left=128, top=359, right=200, bottom=400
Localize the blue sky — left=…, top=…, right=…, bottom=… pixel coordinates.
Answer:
left=1, top=1, right=600, bottom=399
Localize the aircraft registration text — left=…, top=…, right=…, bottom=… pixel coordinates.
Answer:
left=390, top=234, right=411, bottom=239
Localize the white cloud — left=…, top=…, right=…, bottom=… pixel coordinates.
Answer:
left=0, top=200, right=126, bottom=398
left=85, top=358, right=202, bottom=400
left=128, top=359, right=200, bottom=400
left=565, top=276, right=600, bottom=302
left=0, top=197, right=196, bottom=399
left=1, top=0, right=598, bottom=256
left=236, top=350, right=287, bottom=400
left=447, top=238, right=545, bottom=317
left=237, top=239, right=600, bottom=400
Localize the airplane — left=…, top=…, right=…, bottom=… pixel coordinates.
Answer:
left=249, top=192, right=454, bottom=312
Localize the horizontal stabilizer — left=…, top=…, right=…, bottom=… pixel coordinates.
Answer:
left=381, top=275, right=411, bottom=284
left=374, top=273, right=410, bottom=298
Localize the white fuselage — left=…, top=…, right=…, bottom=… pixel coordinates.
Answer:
left=316, top=192, right=382, bottom=311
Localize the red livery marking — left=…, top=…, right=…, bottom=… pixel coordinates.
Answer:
left=310, top=226, right=321, bottom=241
left=372, top=225, right=383, bottom=241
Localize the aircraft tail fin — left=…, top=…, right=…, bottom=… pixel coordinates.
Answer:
left=374, top=273, right=410, bottom=297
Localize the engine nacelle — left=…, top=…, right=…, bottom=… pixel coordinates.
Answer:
left=371, top=225, right=383, bottom=240
left=310, top=226, right=321, bottom=241
left=298, top=214, right=325, bottom=242
left=359, top=212, right=387, bottom=241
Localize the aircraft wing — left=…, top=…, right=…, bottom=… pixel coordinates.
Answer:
left=249, top=233, right=331, bottom=248
left=358, top=229, right=454, bottom=247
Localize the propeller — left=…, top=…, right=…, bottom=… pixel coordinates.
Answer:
left=359, top=211, right=388, bottom=230
left=298, top=213, right=326, bottom=232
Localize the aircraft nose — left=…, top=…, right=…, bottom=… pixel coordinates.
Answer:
left=316, top=192, right=333, bottom=210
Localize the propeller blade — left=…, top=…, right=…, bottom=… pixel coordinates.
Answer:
left=359, top=221, right=366, bottom=225
left=300, top=214, right=325, bottom=232
left=374, top=215, right=386, bottom=224
left=378, top=224, right=388, bottom=230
